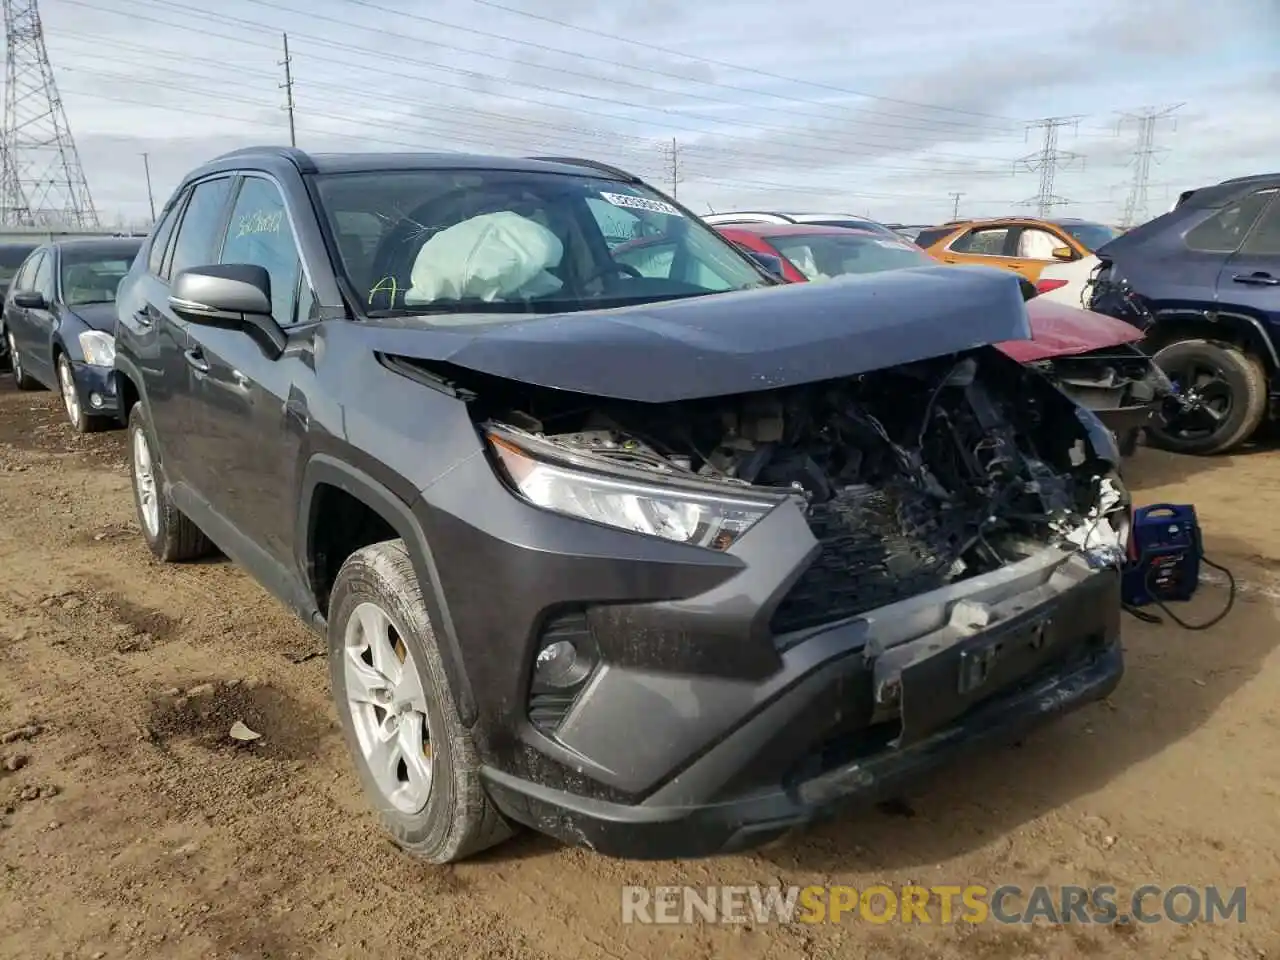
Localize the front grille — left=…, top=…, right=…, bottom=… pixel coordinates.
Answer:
left=770, top=484, right=963, bottom=636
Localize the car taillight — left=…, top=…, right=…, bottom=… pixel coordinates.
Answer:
left=1036, top=278, right=1070, bottom=294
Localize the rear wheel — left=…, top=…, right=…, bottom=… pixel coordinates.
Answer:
left=128, top=404, right=214, bottom=561
left=328, top=539, right=514, bottom=864
left=6, top=330, right=39, bottom=390
left=1148, top=338, right=1267, bottom=455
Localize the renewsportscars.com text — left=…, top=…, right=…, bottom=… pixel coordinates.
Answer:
left=621, top=884, right=1247, bottom=926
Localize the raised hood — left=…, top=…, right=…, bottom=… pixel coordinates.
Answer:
left=1000, top=299, right=1143, bottom=363
left=366, top=264, right=1031, bottom=403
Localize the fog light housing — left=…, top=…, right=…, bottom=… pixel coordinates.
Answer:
left=89, top=392, right=104, bottom=409
left=528, top=610, right=600, bottom=734
left=534, top=639, right=593, bottom=690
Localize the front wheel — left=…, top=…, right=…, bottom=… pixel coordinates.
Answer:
left=57, top=354, right=108, bottom=433
left=328, top=539, right=514, bottom=864
left=1148, top=339, right=1267, bottom=456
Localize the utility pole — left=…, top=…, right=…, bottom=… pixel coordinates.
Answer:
left=280, top=32, right=297, bottom=147
left=665, top=137, right=680, bottom=199
left=140, top=152, right=156, bottom=223
left=949, top=191, right=964, bottom=219
left=1016, top=116, right=1084, bottom=216
left=1117, top=104, right=1182, bottom=229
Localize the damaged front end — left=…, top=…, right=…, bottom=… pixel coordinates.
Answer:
left=474, top=345, right=1131, bottom=638
left=1030, top=344, right=1174, bottom=456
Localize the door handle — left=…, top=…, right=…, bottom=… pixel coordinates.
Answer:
left=1232, top=272, right=1280, bottom=286
left=133, top=309, right=154, bottom=327
left=183, top=347, right=209, bottom=373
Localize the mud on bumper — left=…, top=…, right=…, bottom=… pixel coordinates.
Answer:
left=481, top=556, right=1123, bottom=860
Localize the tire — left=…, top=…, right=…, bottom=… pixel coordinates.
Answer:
left=127, top=403, right=214, bottom=561
left=1148, top=339, right=1268, bottom=456
left=6, top=329, right=39, bottom=390
left=328, top=539, right=514, bottom=864
left=56, top=353, right=109, bottom=433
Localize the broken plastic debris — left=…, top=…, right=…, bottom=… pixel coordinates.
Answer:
left=228, top=721, right=262, bottom=743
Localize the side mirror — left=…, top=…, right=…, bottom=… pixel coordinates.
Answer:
left=745, top=251, right=787, bottom=280
left=1018, top=277, right=1040, bottom=301
left=1051, top=246, right=1074, bottom=261
left=12, top=290, right=47, bottom=309
left=170, top=264, right=286, bottom=359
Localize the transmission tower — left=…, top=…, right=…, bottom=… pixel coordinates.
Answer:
left=1016, top=116, right=1084, bottom=216
left=1117, top=104, right=1182, bottom=228
left=1, top=0, right=99, bottom=227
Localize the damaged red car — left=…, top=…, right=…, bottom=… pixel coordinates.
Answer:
left=686, top=223, right=1173, bottom=456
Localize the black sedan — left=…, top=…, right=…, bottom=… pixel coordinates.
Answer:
left=2, top=237, right=142, bottom=432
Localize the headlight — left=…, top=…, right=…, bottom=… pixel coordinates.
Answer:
left=486, top=428, right=781, bottom=551
left=78, top=331, right=116, bottom=367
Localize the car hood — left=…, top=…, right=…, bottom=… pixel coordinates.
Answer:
left=67, top=302, right=119, bottom=333
left=363, top=264, right=1031, bottom=403
left=999, top=299, right=1142, bottom=364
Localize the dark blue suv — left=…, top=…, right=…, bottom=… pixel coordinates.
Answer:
left=1087, top=173, right=1280, bottom=455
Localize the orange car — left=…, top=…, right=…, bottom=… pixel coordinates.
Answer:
left=916, top=217, right=1122, bottom=282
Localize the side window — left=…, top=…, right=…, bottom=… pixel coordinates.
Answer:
left=169, top=177, right=234, bottom=279
left=31, top=252, right=53, bottom=299
left=1017, top=228, right=1065, bottom=260
left=1239, top=198, right=1280, bottom=257
left=147, top=192, right=186, bottom=277
left=1186, top=190, right=1276, bottom=253
left=219, top=177, right=303, bottom=324
left=950, top=227, right=1009, bottom=256
left=12, top=251, right=41, bottom=292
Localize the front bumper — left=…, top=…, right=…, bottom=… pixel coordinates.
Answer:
left=414, top=412, right=1126, bottom=859
left=69, top=361, right=120, bottom=418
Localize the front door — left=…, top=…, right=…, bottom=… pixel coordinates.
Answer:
left=15, top=250, right=57, bottom=384
left=184, top=174, right=317, bottom=571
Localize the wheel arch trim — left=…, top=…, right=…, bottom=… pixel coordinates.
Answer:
left=299, top=453, right=478, bottom=727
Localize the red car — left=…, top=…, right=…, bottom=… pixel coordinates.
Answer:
left=711, top=223, right=1171, bottom=454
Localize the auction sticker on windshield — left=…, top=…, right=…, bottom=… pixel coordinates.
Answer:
left=600, top=192, right=683, bottom=217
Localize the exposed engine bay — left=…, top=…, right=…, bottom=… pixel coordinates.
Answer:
left=437, top=348, right=1131, bottom=634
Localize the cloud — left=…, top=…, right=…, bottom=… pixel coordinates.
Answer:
left=24, top=0, right=1280, bottom=228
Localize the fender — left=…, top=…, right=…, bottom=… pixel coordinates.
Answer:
left=299, top=453, right=478, bottom=727
left=1151, top=307, right=1280, bottom=368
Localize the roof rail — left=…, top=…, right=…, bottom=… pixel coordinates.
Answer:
left=210, top=145, right=316, bottom=173
left=526, top=156, right=640, bottom=182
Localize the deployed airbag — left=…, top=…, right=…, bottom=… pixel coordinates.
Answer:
left=405, top=211, right=565, bottom=304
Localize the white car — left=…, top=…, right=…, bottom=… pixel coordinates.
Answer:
left=702, top=211, right=903, bottom=240
left=1034, top=253, right=1100, bottom=308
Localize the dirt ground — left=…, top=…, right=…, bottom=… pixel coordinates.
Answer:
left=0, top=377, right=1278, bottom=960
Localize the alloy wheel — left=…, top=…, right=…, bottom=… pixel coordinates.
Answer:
left=131, top=425, right=161, bottom=538
left=343, top=601, right=433, bottom=815
left=58, top=356, right=81, bottom=427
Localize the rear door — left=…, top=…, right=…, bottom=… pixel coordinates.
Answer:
left=119, top=175, right=235, bottom=482
left=1216, top=189, right=1280, bottom=341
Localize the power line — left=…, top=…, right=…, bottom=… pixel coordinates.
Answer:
left=68, top=0, right=1022, bottom=169
left=1117, top=104, right=1182, bottom=228
left=1016, top=116, right=1084, bottom=216
left=1, top=0, right=98, bottom=227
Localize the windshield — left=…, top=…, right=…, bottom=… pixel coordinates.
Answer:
left=768, top=232, right=933, bottom=281
left=313, top=168, right=770, bottom=320
left=59, top=246, right=139, bottom=306
left=1058, top=221, right=1121, bottom=251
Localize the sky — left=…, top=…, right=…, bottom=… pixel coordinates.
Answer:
left=22, top=0, right=1280, bottom=228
